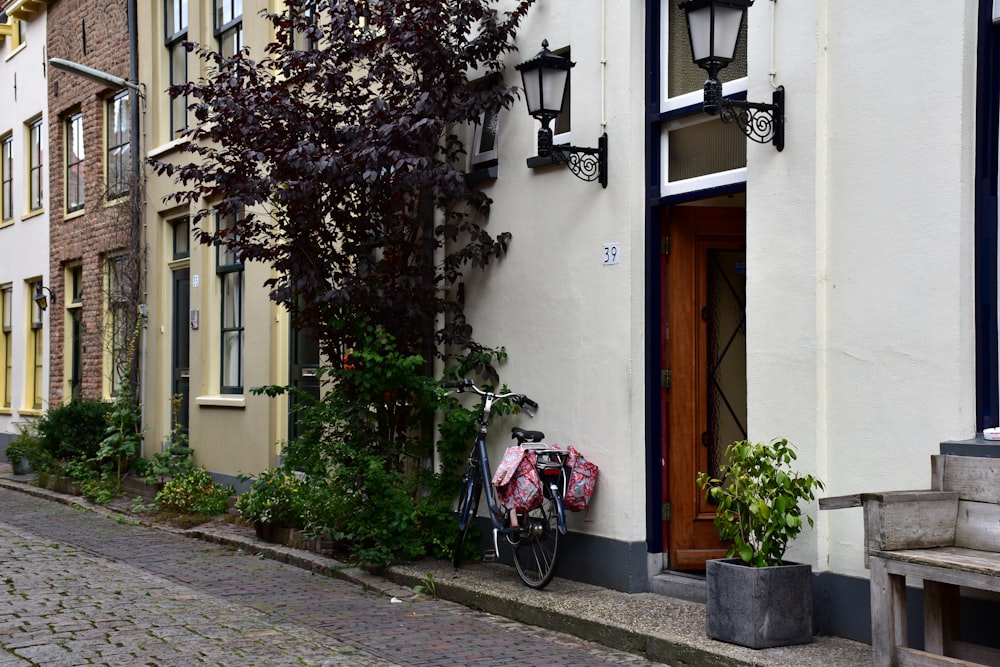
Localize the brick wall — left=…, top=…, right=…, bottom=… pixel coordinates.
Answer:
left=47, top=0, right=133, bottom=404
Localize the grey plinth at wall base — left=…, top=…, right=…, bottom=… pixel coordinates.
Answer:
left=705, top=558, right=813, bottom=649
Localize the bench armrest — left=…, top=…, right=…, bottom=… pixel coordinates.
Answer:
left=862, top=491, right=959, bottom=564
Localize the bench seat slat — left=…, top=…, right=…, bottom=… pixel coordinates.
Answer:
left=874, top=548, right=1000, bottom=590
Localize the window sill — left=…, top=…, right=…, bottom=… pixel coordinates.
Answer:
left=195, top=395, right=246, bottom=409
left=18, top=409, right=43, bottom=417
left=147, top=136, right=188, bottom=160
left=0, top=219, right=13, bottom=230
left=0, top=407, right=12, bottom=416
left=22, top=208, right=44, bottom=221
left=64, top=209, right=85, bottom=222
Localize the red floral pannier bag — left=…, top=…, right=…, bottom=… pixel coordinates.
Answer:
left=562, top=445, right=599, bottom=512
left=492, top=446, right=543, bottom=513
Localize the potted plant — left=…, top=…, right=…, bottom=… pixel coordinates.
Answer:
left=4, top=421, right=40, bottom=476
left=696, top=438, right=824, bottom=649
left=235, top=467, right=305, bottom=542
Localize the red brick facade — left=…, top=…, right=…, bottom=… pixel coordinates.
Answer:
left=46, top=0, right=132, bottom=404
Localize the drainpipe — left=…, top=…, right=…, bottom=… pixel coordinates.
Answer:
left=127, top=0, right=146, bottom=457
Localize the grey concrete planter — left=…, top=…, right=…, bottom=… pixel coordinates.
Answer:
left=705, top=558, right=813, bottom=649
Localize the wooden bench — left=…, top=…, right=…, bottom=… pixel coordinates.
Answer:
left=820, top=454, right=1000, bottom=667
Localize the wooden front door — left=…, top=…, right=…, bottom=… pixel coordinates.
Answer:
left=663, top=205, right=747, bottom=571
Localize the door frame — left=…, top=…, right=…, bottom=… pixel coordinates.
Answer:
left=661, top=204, right=746, bottom=571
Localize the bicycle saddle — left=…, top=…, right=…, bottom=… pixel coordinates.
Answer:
left=511, top=427, right=545, bottom=443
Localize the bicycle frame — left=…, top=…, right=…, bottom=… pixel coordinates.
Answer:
left=456, top=391, right=512, bottom=536
left=455, top=389, right=568, bottom=539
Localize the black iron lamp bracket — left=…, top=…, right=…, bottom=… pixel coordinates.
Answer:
left=533, top=128, right=609, bottom=188
left=704, top=80, right=784, bottom=151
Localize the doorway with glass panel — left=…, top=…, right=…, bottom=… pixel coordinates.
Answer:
left=661, top=205, right=746, bottom=571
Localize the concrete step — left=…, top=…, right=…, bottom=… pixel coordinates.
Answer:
left=649, top=569, right=707, bottom=603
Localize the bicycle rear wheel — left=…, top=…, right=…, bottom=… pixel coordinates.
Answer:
left=453, top=465, right=481, bottom=568
left=511, top=497, right=561, bottom=588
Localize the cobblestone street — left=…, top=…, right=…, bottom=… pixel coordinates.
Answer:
left=0, top=488, right=663, bottom=666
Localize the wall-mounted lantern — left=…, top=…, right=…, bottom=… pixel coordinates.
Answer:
left=516, top=40, right=609, bottom=187
left=678, top=0, right=785, bottom=151
left=33, top=284, right=56, bottom=312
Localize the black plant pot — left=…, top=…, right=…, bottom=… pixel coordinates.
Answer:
left=253, top=521, right=276, bottom=543
left=705, top=558, right=813, bottom=649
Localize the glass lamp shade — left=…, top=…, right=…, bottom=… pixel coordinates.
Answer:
left=679, top=0, right=752, bottom=74
left=33, top=284, right=48, bottom=311
left=516, top=41, right=573, bottom=123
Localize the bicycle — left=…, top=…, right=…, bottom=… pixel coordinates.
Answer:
left=445, top=378, right=568, bottom=589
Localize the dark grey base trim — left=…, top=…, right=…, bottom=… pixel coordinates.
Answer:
left=0, top=432, right=13, bottom=458
left=468, top=517, right=649, bottom=593
left=814, top=571, right=1000, bottom=648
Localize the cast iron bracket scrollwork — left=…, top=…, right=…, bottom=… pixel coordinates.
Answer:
left=704, top=80, right=785, bottom=152
left=535, top=130, right=609, bottom=188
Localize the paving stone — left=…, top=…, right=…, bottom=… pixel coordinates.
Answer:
left=0, top=487, right=666, bottom=666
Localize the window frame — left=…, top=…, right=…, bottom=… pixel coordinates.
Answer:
left=65, top=112, right=85, bottom=213
left=214, top=0, right=243, bottom=58
left=216, top=211, right=244, bottom=394
left=106, top=91, right=131, bottom=200
left=1, top=284, right=11, bottom=409
left=657, top=1, right=748, bottom=200
left=165, top=0, right=189, bottom=136
left=1, top=133, right=12, bottom=222
left=27, top=117, right=43, bottom=213
left=105, top=255, right=129, bottom=397
left=27, top=279, right=43, bottom=411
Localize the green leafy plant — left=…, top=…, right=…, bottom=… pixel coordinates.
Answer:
left=5, top=420, right=44, bottom=474
left=35, top=399, right=111, bottom=472
left=412, top=572, right=438, bottom=599
left=156, top=468, right=234, bottom=516
left=696, top=439, right=824, bottom=568
left=235, top=467, right=306, bottom=528
left=134, top=394, right=194, bottom=484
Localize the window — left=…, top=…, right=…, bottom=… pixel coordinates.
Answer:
left=1, top=285, right=11, bottom=409
left=28, top=280, right=43, bottom=410
left=1, top=133, right=11, bottom=222
left=214, top=0, right=243, bottom=58
left=166, top=0, right=189, bottom=135
left=106, top=91, right=131, bottom=199
left=27, top=118, right=43, bottom=212
left=105, top=256, right=129, bottom=396
left=290, top=6, right=316, bottom=52
left=6, top=19, right=26, bottom=52
left=471, top=109, right=499, bottom=167
left=217, top=211, right=244, bottom=393
left=553, top=47, right=571, bottom=142
left=173, top=216, right=190, bottom=260
left=65, top=113, right=85, bottom=213
left=657, top=3, right=748, bottom=198
left=468, top=108, right=499, bottom=181
left=67, top=267, right=83, bottom=402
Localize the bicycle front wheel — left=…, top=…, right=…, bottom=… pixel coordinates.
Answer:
left=511, top=497, right=561, bottom=589
left=453, top=467, right=481, bottom=568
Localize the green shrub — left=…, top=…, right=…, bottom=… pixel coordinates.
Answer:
left=255, top=323, right=490, bottom=567
left=36, top=400, right=110, bottom=465
left=5, top=420, right=46, bottom=472
left=235, top=467, right=305, bottom=527
left=156, top=468, right=234, bottom=516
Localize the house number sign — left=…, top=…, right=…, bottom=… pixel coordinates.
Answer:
left=603, top=243, right=620, bottom=265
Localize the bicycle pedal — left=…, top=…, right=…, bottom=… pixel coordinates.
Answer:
left=481, top=549, right=498, bottom=562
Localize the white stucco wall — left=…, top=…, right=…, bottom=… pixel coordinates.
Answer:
left=749, top=1, right=979, bottom=577
left=462, top=0, right=647, bottom=544
left=0, top=7, right=50, bottom=438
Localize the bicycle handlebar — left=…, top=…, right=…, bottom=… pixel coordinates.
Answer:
left=442, top=379, right=537, bottom=411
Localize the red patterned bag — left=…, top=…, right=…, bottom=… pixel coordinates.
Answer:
left=492, top=446, right=543, bottom=513
left=563, top=445, right=599, bottom=512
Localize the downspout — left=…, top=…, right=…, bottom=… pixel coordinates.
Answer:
left=127, top=0, right=146, bottom=457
